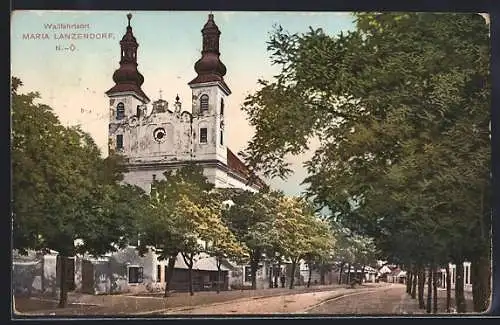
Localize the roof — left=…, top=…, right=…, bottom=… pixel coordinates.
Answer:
left=388, top=268, right=402, bottom=276
left=173, top=253, right=230, bottom=272
left=226, top=148, right=266, bottom=189
left=378, top=265, right=393, bottom=274
left=106, top=83, right=150, bottom=103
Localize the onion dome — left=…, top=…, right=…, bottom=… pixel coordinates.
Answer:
left=106, top=13, right=150, bottom=103
left=188, top=14, right=231, bottom=94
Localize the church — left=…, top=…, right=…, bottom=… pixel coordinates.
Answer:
left=80, top=12, right=270, bottom=294
left=106, top=13, right=265, bottom=193
left=12, top=13, right=273, bottom=297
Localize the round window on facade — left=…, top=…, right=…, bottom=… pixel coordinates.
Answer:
left=153, top=127, right=166, bottom=143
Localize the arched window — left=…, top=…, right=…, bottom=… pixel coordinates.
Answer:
left=200, top=94, right=209, bottom=113
left=220, top=98, right=224, bottom=116
left=116, top=102, right=125, bottom=120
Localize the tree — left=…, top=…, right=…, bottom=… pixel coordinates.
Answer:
left=272, top=196, right=334, bottom=289
left=302, top=215, right=336, bottom=287
left=138, top=164, right=214, bottom=297
left=11, top=78, right=138, bottom=307
left=221, top=190, right=277, bottom=290
left=203, top=193, right=249, bottom=293
left=239, top=13, right=490, bottom=312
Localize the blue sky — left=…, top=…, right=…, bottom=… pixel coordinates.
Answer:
left=11, top=10, right=356, bottom=196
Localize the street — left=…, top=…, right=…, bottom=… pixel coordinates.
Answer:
left=15, top=282, right=478, bottom=316
left=154, top=283, right=399, bottom=315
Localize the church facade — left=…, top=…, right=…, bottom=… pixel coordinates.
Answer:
left=80, top=13, right=268, bottom=294
left=106, top=13, right=264, bottom=193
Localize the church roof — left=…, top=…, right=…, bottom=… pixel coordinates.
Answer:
left=188, top=14, right=231, bottom=94
left=226, top=148, right=266, bottom=189
left=106, top=13, right=150, bottom=103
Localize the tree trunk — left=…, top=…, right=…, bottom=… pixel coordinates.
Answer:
left=289, top=260, right=297, bottom=289
left=347, top=263, right=351, bottom=285
left=181, top=253, right=194, bottom=296
left=320, top=267, right=326, bottom=285
left=269, top=263, right=274, bottom=289
left=216, top=258, right=221, bottom=294
left=446, top=264, right=451, bottom=313
left=361, top=265, right=365, bottom=284
left=274, top=264, right=280, bottom=288
left=455, top=261, right=466, bottom=313
left=250, top=255, right=259, bottom=290
left=164, top=255, right=177, bottom=298
left=432, top=267, right=438, bottom=314
left=307, top=264, right=312, bottom=288
left=471, top=253, right=491, bottom=312
left=426, top=268, right=432, bottom=313
left=411, top=268, right=417, bottom=299
left=418, top=268, right=425, bottom=309
left=58, top=255, right=67, bottom=308
left=406, top=271, right=412, bottom=294
left=338, top=263, right=344, bottom=284
left=188, top=266, right=194, bottom=296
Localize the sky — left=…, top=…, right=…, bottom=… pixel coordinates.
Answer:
left=11, top=10, right=356, bottom=196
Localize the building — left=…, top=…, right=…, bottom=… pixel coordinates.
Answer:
left=106, top=13, right=264, bottom=192
left=84, top=12, right=267, bottom=294
left=12, top=13, right=273, bottom=297
left=439, top=262, right=473, bottom=293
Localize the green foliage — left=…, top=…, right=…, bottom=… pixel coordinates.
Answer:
left=11, top=77, right=138, bottom=257
left=138, top=164, right=214, bottom=261
left=240, top=13, right=490, bottom=271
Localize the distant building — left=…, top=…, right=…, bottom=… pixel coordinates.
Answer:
left=438, top=262, right=473, bottom=293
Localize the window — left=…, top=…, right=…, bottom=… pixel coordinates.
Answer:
left=157, top=265, right=162, bottom=282
left=128, top=266, right=143, bottom=284
left=116, top=134, right=123, bottom=150
left=244, top=266, right=252, bottom=282
left=200, top=94, right=209, bottom=113
left=200, top=128, right=208, bottom=143
left=136, top=105, right=141, bottom=118
left=465, top=265, right=469, bottom=285
left=220, top=98, right=224, bottom=116
left=220, top=130, right=223, bottom=145
left=116, top=102, right=125, bottom=120
left=452, top=268, right=455, bottom=284
left=152, top=174, right=156, bottom=181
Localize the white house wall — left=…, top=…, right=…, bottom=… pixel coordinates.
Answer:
left=440, top=261, right=473, bottom=293
left=12, top=250, right=59, bottom=297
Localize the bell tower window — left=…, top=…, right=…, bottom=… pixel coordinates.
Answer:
left=116, top=134, right=124, bottom=150
left=116, top=102, right=125, bottom=120
left=220, top=130, right=223, bottom=145
left=220, top=98, right=224, bottom=116
left=200, top=128, right=208, bottom=143
left=200, top=95, right=209, bottom=113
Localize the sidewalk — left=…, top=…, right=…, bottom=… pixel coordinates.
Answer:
left=394, top=289, right=476, bottom=314
left=14, top=283, right=387, bottom=316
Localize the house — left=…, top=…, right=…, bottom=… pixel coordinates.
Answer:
left=12, top=249, right=60, bottom=297
left=438, top=261, right=473, bottom=293
left=377, top=264, right=396, bottom=281
left=386, top=268, right=406, bottom=284
left=299, top=262, right=337, bottom=286
left=341, top=265, right=378, bottom=283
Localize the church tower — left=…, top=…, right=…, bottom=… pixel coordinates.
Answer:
left=106, top=13, right=150, bottom=156
left=188, top=13, right=230, bottom=165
